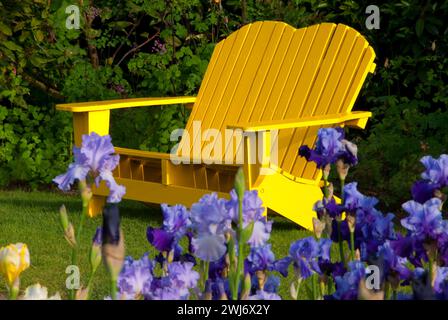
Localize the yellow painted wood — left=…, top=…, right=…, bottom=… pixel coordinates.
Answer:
left=73, top=110, right=110, bottom=146
left=92, top=178, right=230, bottom=207
left=228, top=111, right=372, bottom=131
left=57, top=21, right=376, bottom=230
left=56, top=96, right=196, bottom=112
left=255, top=170, right=322, bottom=231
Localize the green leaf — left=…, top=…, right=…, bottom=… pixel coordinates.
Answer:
left=109, top=21, right=133, bottom=29
left=0, top=22, right=12, bottom=36
left=3, top=41, right=23, bottom=52
left=241, top=222, right=254, bottom=243
left=34, top=30, right=45, bottom=42
left=416, top=18, right=424, bottom=37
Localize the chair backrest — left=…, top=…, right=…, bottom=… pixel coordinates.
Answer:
left=178, top=21, right=376, bottom=182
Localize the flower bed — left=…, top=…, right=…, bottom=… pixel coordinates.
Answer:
left=1, top=129, right=448, bottom=300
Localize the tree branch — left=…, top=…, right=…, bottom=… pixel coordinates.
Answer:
left=116, top=32, right=160, bottom=67
left=110, top=16, right=143, bottom=64
left=21, top=72, right=65, bottom=100
left=81, top=0, right=100, bottom=68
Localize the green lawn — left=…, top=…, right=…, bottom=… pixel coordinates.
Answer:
left=0, top=190, right=312, bottom=299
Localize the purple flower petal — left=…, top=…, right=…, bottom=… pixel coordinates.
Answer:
left=147, top=227, right=175, bottom=252
left=191, top=233, right=226, bottom=262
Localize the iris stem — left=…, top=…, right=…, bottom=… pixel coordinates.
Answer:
left=350, top=231, right=355, bottom=261
left=234, top=196, right=245, bottom=300
left=340, top=178, right=345, bottom=204
left=428, top=257, right=434, bottom=287
left=110, top=275, right=118, bottom=300
left=200, top=261, right=210, bottom=293
left=323, top=177, right=329, bottom=200
left=69, top=196, right=88, bottom=300
left=337, top=221, right=346, bottom=266
left=8, top=284, right=19, bottom=300
left=86, top=269, right=97, bottom=300
left=312, top=274, right=318, bottom=300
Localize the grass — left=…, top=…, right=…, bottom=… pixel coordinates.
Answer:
left=0, top=190, right=312, bottom=299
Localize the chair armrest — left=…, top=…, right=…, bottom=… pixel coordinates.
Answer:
left=227, top=111, right=372, bottom=132
left=56, top=96, right=196, bottom=112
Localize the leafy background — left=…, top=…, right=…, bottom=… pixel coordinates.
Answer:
left=0, top=0, right=447, bottom=213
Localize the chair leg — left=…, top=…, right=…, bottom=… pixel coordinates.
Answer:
left=255, top=172, right=322, bottom=231
left=88, top=195, right=106, bottom=218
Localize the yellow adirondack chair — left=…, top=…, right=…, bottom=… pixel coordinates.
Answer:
left=56, top=21, right=376, bottom=230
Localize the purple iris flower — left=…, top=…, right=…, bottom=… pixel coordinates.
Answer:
left=322, top=198, right=345, bottom=219
left=226, top=190, right=272, bottom=248
left=161, top=204, right=191, bottom=237
left=437, top=234, right=448, bottom=266
left=391, top=235, right=427, bottom=268
left=147, top=204, right=191, bottom=255
left=190, top=193, right=231, bottom=262
left=401, top=198, right=447, bottom=241
left=245, top=244, right=275, bottom=274
left=191, top=233, right=227, bottom=262
left=147, top=283, right=185, bottom=300
left=191, top=193, right=231, bottom=234
left=145, top=261, right=199, bottom=300
left=434, top=267, right=448, bottom=294
left=248, top=220, right=273, bottom=248
left=411, top=180, right=440, bottom=204
left=288, top=237, right=321, bottom=279
left=147, top=227, right=175, bottom=252
left=208, top=255, right=228, bottom=280
left=92, top=227, right=102, bottom=245
left=53, top=133, right=126, bottom=203
left=412, top=268, right=436, bottom=300
left=262, top=275, right=280, bottom=293
left=318, top=238, right=332, bottom=261
left=420, top=155, right=448, bottom=186
left=411, top=155, right=448, bottom=203
left=248, top=290, right=281, bottom=300
left=226, top=190, right=265, bottom=224
left=344, top=182, right=378, bottom=212
left=117, top=254, right=153, bottom=298
left=376, top=241, right=412, bottom=281
left=319, top=261, right=346, bottom=279
left=330, top=261, right=365, bottom=300
left=167, top=261, right=199, bottom=295
left=299, top=128, right=358, bottom=168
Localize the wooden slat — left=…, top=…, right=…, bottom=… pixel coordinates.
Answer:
left=233, top=24, right=318, bottom=162
left=57, top=96, right=196, bottom=112
left=274, top=23, right=337, bottom=172
left=295, top=33, right=371, bottom=178
left=207, top=22, right=282, bottom=162
left=178, top=34, right=236, bottom=155
left=174, top=21, right=375, bottom=185
left=186, top=24, right=255, bottom=157
left=282, top=26, right=358, bottom=176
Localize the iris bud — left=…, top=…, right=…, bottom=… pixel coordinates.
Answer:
left=234, top=168, right=246, bottom=200
left=312, top=217, right=325, bottom=239
left=336, top=159, right=350, bottom=181
left=102, top=205, right=124, bottom=281
left=323, top=164, right=331, bottom=180
left=240, top=273, right=252, bottom=300
left=59, top=205, right=69, bottom=231
left=256, top=270, right=267, bottom=290
left=90, top=228, right=102, bottom=273
left=79, top=180, right=93, bottom=209
left=346, top=214, right=356, bottom=233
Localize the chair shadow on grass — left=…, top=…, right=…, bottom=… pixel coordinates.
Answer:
left=119, top=200, right=163, bottom=226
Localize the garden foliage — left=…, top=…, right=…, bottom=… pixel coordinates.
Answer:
left=0, top=0, right=447, bottom=212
